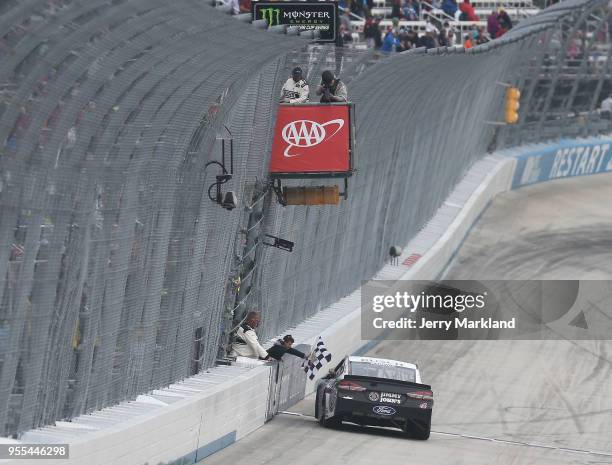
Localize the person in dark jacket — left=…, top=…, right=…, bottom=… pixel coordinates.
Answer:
left=317, top=70, right=348, bottom=103
left=267, top=335, right=307, bottom=361
left=364, top=15, right=380, bottom=49
left=497, top=9, right=513, bottom=30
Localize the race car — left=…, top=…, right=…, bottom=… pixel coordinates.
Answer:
left=315, top=355, right=433, bottom=439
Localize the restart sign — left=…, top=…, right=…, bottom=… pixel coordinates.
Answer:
left=512, top=139, right=612, bottom=188
left=269, top=103, right=354, bottom=178
left=252, top=1, right=338, bottom=42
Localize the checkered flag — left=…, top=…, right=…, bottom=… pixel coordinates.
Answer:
left=302, top=336, right=332, bottom=380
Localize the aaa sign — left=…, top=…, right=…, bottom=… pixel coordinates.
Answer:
left=269, top=104, right=352, bottom=177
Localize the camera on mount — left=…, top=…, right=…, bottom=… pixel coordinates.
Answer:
left=221, top=191, right=238, bottom=211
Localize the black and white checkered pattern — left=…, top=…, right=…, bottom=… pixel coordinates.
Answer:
left=303, top=336, right=332, bottom=380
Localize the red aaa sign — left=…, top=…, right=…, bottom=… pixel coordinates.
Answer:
left=270, top=104, right=351, bottom=175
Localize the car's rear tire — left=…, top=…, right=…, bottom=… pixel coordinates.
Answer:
left=319, top=396, right=341, bottom=428
left=404, top=420, right=430, bottom=440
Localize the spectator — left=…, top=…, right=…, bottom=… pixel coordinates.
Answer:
left=340, top=11, right=351, bottom=31
left=438, top=28, right=450, bottom=47
left=463, top=33, right=473, bottom=49
left=397, top=27, right=413, bottom=51
left=403, top=0, right=419, bottom=20
left=487, top=12, right=500, bottom=38
left=458, top=0, right=479, bottom=21
left=280, top=67, right=309, bottom=104
left=498, top=9, right=513, bottom=30
left=364, top=16, right=380, bottom=49
left=391, top=0, right=402, bottom=18
left=230, top=311, right=273, bottom=360
left=600, top=95, right=612, bottom=113
left=425, top=21, right=439, bottom=36
left=317, top=70, right=348, bottom=102
left=406, top=27, right=419, bottom=47
left=338, top=24, right=353, bottom=46
left=443, top=22, right=457, bottom=46
left=441, top=0, right=458, bottom=18
left=380, top=28, right=399, bottom=53
left=267, top=335, right=307, bottom=361
left=417, top=30, right=437, bottom=49
left=351, top=0, right=365, bottom=17
left=476, top=26, right=489, bottom=44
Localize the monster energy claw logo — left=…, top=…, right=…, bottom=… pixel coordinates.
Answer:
left=260, top=8, right=281, bottom=26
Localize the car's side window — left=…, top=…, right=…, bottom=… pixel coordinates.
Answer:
left=334, top=358, right=346, bottom=376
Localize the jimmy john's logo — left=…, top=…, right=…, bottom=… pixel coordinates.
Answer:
left=380, top=392, right=402, bottom=404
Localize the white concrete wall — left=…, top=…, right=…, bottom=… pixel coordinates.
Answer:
left=0, top=364, right=271, bottom=465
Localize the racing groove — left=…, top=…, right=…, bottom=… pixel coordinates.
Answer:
left=205, top=174, right=612, bottom=464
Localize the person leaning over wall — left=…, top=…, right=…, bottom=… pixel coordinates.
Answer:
left=267, top=335, right=307, bottom=361
left=230, top=311, right=274, bottom=361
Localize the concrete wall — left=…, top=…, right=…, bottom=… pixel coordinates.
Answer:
left=0, top=364, right=272, bottom=465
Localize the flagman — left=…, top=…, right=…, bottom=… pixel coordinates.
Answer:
left=267, top=335, right=307, bottom=361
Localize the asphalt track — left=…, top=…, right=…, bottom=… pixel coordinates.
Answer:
left=205, top=174, right=612, bottom=465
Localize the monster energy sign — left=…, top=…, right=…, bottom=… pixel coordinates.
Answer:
left=252, top=1, right=338, bottom=42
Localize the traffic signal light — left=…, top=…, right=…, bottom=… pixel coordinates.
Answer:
left=504, top=87, right=521, bottom=124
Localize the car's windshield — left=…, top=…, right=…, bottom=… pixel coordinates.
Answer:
left=349, top=361, right=416, bottom=383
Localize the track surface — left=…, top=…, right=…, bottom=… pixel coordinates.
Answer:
left=206, top=174, right=612, bottom=465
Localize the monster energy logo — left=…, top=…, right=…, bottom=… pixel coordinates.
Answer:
left=260, top=8, right=281, bottom=26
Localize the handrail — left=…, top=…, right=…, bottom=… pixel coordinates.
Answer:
left=420, top=0, right=456, bottom=23
left=339, top=5, right=366, bottom=22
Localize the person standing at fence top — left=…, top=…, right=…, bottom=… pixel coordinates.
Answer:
left=230, top=311, right=273, bottom=360
left=280, top=67, right=310, bottom=104
left=267, top=335, right=307, bottom=361
left=317, top=70, right=348, bottom=103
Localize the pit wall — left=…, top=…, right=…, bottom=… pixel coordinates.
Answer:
left=2, top=135, right=611, bottom=465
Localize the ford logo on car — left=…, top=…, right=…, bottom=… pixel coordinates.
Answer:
left=373, top=405, right=396, bottom=416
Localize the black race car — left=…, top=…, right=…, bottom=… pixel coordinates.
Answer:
left=315, top=356, right=433, bottom=439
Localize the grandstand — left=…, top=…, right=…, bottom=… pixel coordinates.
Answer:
left=344, top=0, right=541, bottom=44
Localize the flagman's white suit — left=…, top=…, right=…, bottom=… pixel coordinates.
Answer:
left=230, top=323, right=268, bottom=359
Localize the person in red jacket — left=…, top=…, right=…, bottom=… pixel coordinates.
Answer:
left=459, top=0, right=479, bottom=21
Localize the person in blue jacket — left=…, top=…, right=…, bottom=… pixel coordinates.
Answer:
left=380, top=28, right=399, bottom=54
